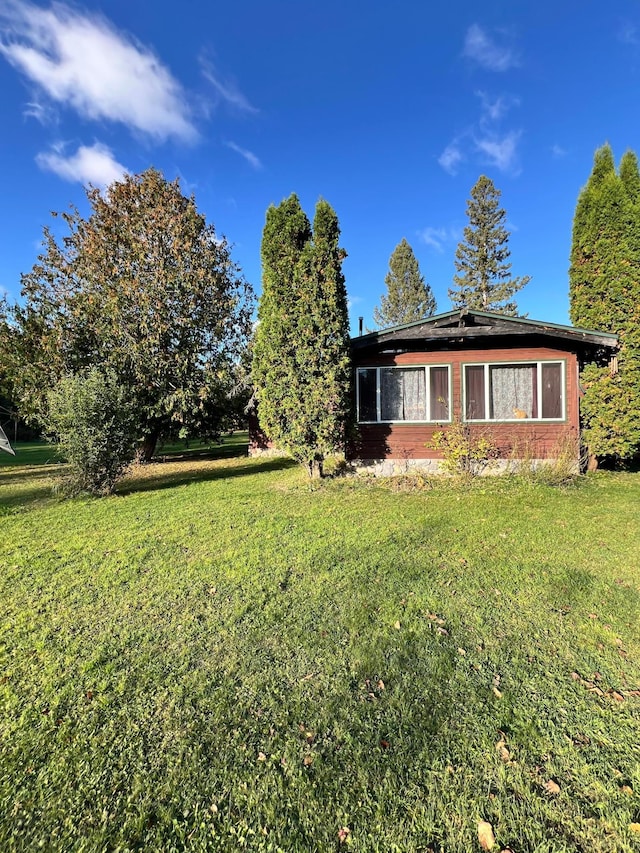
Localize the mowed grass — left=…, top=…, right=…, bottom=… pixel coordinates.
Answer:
left=1, top=441, right=639, bottom=852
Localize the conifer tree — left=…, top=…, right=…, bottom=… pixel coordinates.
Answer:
left=449, top=175, right=530, bottom=315
left=253, top=195, right=351, bottom=477
left=569, top=144, right=640, bottom=463
left=373, top=238, right=436, bottom=328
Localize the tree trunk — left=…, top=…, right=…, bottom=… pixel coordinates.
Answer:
left=137, top=429, right=159, bottom=464
left=308, top=459, right=324, bottom=479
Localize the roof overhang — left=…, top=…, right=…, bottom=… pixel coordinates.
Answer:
left=351, top=309, right=618, bottom=353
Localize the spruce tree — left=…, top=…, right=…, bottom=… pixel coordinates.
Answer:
left=252, top=195, right=351, bottom=477
left=373, top=238, right=436, bottom=328
left=569, top=144, right=640, bottom=463
left=449, top=175, right=530, bottom=315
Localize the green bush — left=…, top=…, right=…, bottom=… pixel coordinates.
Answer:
left=45, top=368, right=137, bottom=495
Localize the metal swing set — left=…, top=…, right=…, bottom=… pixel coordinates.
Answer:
left=0, top=403, right=16, bottom=456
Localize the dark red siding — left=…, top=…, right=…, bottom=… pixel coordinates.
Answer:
left=350, top=346, right=580, bottom=462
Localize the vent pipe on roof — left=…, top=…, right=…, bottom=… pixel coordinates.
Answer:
left=358, top=316, right=363, bottom=336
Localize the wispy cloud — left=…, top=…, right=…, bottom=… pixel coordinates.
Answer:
left=418, top=226, right=459, bottom=253
left=438, top=141, right=464, bottom=175
left=476, top=91, right=519, bottom=123
left=463, top=24, right=519, bottom=72
left=439, top=77, right=522, bottom=176
left=36, top=142, right=128, bottom=188
left=23, top=97, right=57, bottom=126
left=0, top=0, right=196, bottom=142
left=551, top=143, right=567, bottom=159
left=226, top=141, right=262, bottom=170
left=474, top=130, right=521, bottom=174
left=618, top=22, right=640, bottom=45
left=201, top=58, right=257, bottom=114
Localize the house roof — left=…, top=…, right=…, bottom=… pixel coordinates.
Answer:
left=351, top=309, right=618, bottom=352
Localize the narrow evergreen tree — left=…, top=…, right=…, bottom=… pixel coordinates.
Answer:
left=449, top=175, right=530, bottom=315
left=252, top=195, right=351, bottom=477
left=373, top=238, right=436, bottom=328
left=569, top=144, right=640, bottom=463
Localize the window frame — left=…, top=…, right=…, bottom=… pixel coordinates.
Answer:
left=462, top=358, right=567, bottom=423
left=356, top=364, right=452, bottom=424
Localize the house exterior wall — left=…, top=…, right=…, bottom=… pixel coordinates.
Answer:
left=350, top=345, right=580, bottom=467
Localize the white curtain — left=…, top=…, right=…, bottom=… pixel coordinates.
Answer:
left=490, top=365, right=534, bottom=419
left=381, top=368, right=425, bottom=421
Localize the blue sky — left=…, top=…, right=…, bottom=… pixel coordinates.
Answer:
left=1, top=0, right=639, bottom=333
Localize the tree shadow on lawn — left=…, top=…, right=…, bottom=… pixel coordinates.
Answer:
left=117, top=455, right=298, bottom=496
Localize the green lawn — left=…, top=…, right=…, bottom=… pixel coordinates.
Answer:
left=1, top=446, right=639, bottom=852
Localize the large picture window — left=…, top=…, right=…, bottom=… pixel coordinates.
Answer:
left=357, top=365, right=450, bottom=423
left=464, top=361, right=564, bottom=421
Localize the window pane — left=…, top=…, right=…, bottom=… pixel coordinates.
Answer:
left=380, top=367, right=425, bottom=421
left=430, top=367, right=449, bottom=420
left=490, top=364, right=535, bottom=419
left=465, top=366, right=485, bottom=419
left=358, top=369, right=377, bottom=421
left=542, top=363, right=562, bottom=418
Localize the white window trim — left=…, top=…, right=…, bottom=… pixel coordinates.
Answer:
left=356, top=364, right=452, bottom=424
left=462, top=358, right=567, bottom=423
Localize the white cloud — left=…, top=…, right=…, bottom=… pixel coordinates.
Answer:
left=463, top=24, right=519, bottom=72
left=0, top=0, right=196, bottom=142
left=476, top=91, right=519, bottom=123
left=36, top=142, right=128, bottom=187
left=438, top=141, right=464, bottom=175
left=474, top=130, right=521, bottom=174
left=23, top=97, right=57, bottom=125
left=226, top=141, right=262, bottom=170
left=551, top=143, right=567, bottom=158
left=418, top=226, right=459, bottom=254
left=439, top=88, right=522, bottom=176
left=201, top=59, right=257, bottom=114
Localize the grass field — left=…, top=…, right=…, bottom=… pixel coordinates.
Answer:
left=1, top=440, right=639, bottom=852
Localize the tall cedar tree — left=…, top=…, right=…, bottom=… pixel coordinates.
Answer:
left=7, top=168, right=254, bottom=459
left=253, top=195, right=351, bottom=478
left=449, top=175, right=530, bottom=315
left=569, top=144, right=640, bottom=462
left=373, top=238, right=436, bottom=328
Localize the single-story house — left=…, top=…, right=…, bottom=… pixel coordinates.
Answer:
left=349, top=309, right=618, bottom=474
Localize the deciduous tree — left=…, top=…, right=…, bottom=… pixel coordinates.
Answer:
left=373, top=238, right=436, bottom=328
left=252, top=195, right=351, bottom=477
left=7, top=168, right=254, bottom=459
left=449, top=175, right=530, bottom=315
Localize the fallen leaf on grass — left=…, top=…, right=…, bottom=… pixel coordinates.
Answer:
left=303, top=754, right=314, bottom=767
left=492, top=686, right=503, bottom=699
left=609, top=690, right=625, bottom=702
left=495, top=739, right=511, bottom=763
left=629, top=823, right=640, bottom=833
left=257, top=752, right=267, bottom=762
left=338, top=826, right=351, bottom=843
left=544, top=780, right=560, bottom=795
left=379, top=739, right=390, bottom=749
left=477, top=820, right=495, bottom=850
left=394, top=621, right=401, bottom=630
left=620, top=785, right=634, bottom=795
